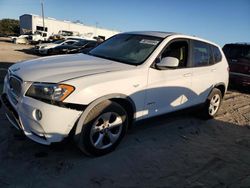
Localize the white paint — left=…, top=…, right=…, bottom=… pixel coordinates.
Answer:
left=3, top=31, right=229, bottom=144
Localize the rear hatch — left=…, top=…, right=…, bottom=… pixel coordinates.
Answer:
left=223, top=44, right=250, bottom=75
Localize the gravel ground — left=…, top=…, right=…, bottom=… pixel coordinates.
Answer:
left=0, top=38, right=250, bottom=188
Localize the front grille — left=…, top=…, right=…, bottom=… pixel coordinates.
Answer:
left=1, top=93, right=22, bottom=130
left=1, top=93, right=19, bottom=120
left=9, top=76, right=22, bottom=98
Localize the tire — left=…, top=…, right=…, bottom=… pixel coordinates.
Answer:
left=202, top=88, right=222, bottom=119
left=75, top=100, right=128, bottom=156
left=47, top=49, right=52, bottom=55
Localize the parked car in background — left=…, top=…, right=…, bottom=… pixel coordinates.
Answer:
left=10, top=35, right=29, bottom=44
left=51, top=39, right=99, bottom=54
left=28, top=30, right=49, bottom=44
left=48, top=34, right=65, bottom=41
left=34, top=39, right=79, bottom=55
left=223, top=43, right=250, bottom=87
left=1, top=31, right=229, bottom=156
left=79, top=38, right=104, bottom=54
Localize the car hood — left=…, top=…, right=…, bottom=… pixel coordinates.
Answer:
left=9, top=54, right=134, bottom=83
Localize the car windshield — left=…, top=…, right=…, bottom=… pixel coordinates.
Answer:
left=53, top=40, right=65, bottom=44
left=89, top=34, right=163, bottom=65
left=75, top=40, right=90, bottom=46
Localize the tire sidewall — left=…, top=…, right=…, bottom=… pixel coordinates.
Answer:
left=206, top=88, right=222, bottom=118
left=77, top=100, right=128, bottom=156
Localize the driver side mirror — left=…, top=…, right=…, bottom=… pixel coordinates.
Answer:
left=156, top=57, right=179, bottom=69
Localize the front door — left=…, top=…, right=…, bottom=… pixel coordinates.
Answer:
left=145, top=39, right=194, bottom=118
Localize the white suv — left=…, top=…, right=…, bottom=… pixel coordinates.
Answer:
left=1, top=32, right=229, bottom=156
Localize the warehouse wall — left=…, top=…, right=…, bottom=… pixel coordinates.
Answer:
left=19, top=14, right=119, bottom=39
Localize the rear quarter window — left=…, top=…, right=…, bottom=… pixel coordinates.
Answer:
left=211, top=45, right=222, bottom=63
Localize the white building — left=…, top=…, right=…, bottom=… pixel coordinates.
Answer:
left=19, top=14, right=119, bottom=40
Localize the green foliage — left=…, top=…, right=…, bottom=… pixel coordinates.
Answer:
left=0, top=19, right=20, bottom=36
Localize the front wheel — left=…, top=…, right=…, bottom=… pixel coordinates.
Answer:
left=203, top=88, right=222, bottom=119
left=75, top=100, right=128, bottom=156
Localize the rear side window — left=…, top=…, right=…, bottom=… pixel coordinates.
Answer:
left=192, top=40, right=213, bottom=67
left=211, top=45, right=222, bottom=63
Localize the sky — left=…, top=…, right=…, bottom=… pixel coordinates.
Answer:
left=0, top=0, right=249, bottom=46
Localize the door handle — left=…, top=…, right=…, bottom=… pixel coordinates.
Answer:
left=211, top=68, right=216, bottom=72
left=183, top=73, right=192, bottom=77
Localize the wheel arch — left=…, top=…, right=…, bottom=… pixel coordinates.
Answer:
left=214, top=83, right=226, bottom=97
left=207, top=83, right=226, bottom=100
left=74, top=93, right=136, bottom=141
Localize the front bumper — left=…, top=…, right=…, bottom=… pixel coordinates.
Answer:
left=1, top=78, right=82, bottom=145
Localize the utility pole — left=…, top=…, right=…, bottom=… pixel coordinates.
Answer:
left=95, top=22, right=99, bottom=37
left=41, top=1, right=45, bottom=31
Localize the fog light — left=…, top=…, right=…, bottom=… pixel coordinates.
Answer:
left=33, top=109, right=42, bottom=121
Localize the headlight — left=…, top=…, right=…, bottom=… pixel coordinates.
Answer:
left=26, top=83, right=75, bottom=102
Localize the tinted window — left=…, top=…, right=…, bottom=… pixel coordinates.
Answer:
left=75, top=40, right=89, bottom=46
left=223, top=45, right=242, bottom=59
left=36, top=26, right=48, bottom=32
left=85, top=41, right=98, bottom=48
left=64, top=41, right=76, bottom=45
left=242, top=46, right=250, bottom=60
left=192, top=41, right=213, bottom=67
left=161, top=41, right=189, bottom=68
left=53, top=40, right=64, bottom=44
left=223, top=44, right=250, bottom=60
left=212, top=45, right=222, bottom=63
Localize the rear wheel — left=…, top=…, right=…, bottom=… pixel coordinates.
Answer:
left=75, top=100, right=128, bottom=156
left=203, top=88, right=222, bottom=119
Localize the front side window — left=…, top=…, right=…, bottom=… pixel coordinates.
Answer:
left=161, top=40, right=189, bottom=68
left=89, top=34, right=163, bottom=65
left=192, top=40, right=213, bottom=67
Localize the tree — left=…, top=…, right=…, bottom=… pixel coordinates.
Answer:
left=0, top=19, right=20, bottom=36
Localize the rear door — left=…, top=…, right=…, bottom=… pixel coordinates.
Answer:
left=189, top=40, right=217, bottom=105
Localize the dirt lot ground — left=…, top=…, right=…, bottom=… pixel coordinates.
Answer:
left=0, top=38, right=250, bottom=188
